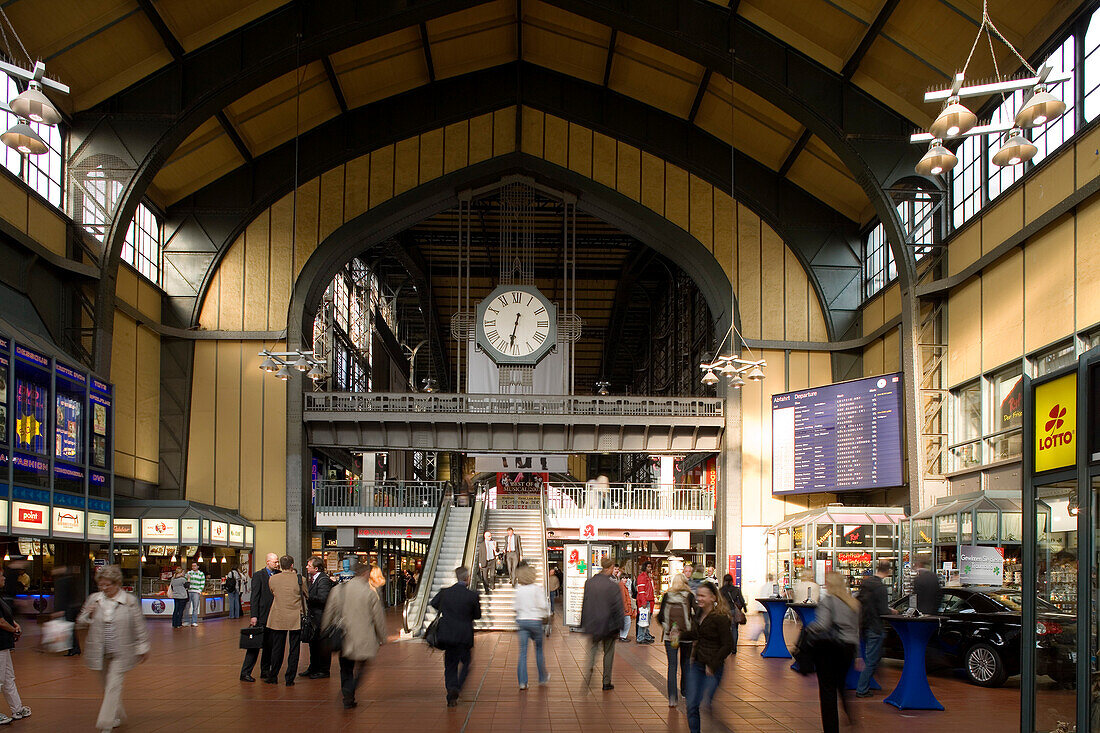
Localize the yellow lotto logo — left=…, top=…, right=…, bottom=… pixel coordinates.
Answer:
left=1034, top=373, right=1076, bottom=473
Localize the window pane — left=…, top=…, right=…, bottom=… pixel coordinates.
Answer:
left=988, top=91, right=1024, bottom=200
left=951, top=135, right=982, bottom=229
left=1087, top=10, right=1100, bottom=120
left=1033, top=341, right=1075, bottom=376
left=992, top=367, right=1023, bottom=432
left=954, top=380, right=981, bottom=441
left=1031, top=34, right=1076, bottom=165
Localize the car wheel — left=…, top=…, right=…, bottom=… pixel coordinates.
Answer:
left=966, top=643, right=1007, bottom=687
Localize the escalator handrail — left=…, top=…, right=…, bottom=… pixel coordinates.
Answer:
left=407, top=491, right=452, bottom=635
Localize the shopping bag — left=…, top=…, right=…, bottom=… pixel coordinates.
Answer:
left=42, top=619, right=73, bottom=653
left=637, top=605, right=650, bottom=628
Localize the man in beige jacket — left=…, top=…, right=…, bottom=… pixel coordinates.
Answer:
left=264, top=555, right=307, bottom=686
left=322, top=561, right=386, bottom=708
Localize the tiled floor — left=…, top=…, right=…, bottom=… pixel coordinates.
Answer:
left=2, top=607, right=1030, bottom=731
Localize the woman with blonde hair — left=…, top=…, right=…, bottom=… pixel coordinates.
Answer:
left=513, top=562, right=550, bottom=689
left=656, top=573, right=697, bottom=706
left=807, top=571, right=860, bottom=733
left=679, top=581, right=732, bottom=732
left=78, top=565, right=150, bottom=733
left=369, top=564, right=387, bottom=607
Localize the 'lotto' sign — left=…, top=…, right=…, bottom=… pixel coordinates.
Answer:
left=1034, top=373, right=1077, bottom=473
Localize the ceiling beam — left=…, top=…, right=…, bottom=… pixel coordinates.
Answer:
left=215, top=111, right=253, bottom=163
left=840, top=0, right=901, bottom=80
left=688, top=68, right=712, bottom=123
left=419, top=22, right=437, bottom=83
left=778, top=127, right=811, bottom=177
left=602, top=29, right=618, bottom=87
left=136, top=0, right=183, bottom=61
left=321, top=56, right=348, bottom=114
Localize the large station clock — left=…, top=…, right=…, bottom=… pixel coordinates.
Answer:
left=475, top=284, right=558, bottom=365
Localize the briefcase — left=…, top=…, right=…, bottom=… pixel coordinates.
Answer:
left=240, top=626, right=265, bottom=649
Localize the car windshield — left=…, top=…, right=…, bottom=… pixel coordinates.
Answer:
left=978, top=591, right=1060, bottom=614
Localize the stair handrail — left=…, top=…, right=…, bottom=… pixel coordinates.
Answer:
left=406, top=487, right=453, bottom=635
left=464, top=487, right=489, bottom=591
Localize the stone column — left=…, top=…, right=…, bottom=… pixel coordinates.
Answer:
left=716, top=382, right=742, bottom=577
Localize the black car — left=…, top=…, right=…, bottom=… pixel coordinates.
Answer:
left=882, top=587, right=1075, bottom=688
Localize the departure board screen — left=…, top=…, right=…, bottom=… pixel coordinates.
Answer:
left=771, top=373, right=904, bottom=495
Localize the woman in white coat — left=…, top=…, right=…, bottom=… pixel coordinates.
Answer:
left=77, top=565, right=149, bottom=733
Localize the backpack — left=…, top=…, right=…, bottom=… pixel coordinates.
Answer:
left=224, top=573, right=237, bottom=593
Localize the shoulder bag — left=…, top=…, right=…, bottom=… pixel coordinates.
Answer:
left=424, top=613, right=443, bottom=650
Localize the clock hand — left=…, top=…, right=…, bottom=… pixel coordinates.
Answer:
left=510, top=313, right=521, bottom=343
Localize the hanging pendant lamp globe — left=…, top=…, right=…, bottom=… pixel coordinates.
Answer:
left=992, top=129, right=1037, bottom=167
left=701, top=370, right=719, bottom=386
left=9, top=82, right=61, bottom=125
left=915, top=139, right=958, bottom=176
left=929, top=97, right=977, bottom=138
left=1, top=122, right=47, bottom=155
left=1014, top=87, right=1066, bottom=128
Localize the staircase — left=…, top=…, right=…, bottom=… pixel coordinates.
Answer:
left=419, top=506, right=473, bottom=630
left=474, top=509, right=546, bottom=631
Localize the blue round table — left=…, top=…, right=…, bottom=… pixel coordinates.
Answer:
left=786, top=602, right=816, bottom=671
left=757, top=598, right=792, bottom=659
left=882, top=615, right=944, bottom=711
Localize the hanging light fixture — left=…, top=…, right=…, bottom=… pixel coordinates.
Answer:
left=171, top=549, right=178, bottom=563
left=140, top=548, right=147, bottom=562
left=1015, top=86, right=1066, bottom=128
left=197, top=552, right=203, bottom=563
left=1, top=122, right=47, bottom=155
left=274, top=364, right=291, bottom=381
left=293, top=353, right=312, bottom=372
left=719, top=362, right=738, bottom=379
left=746, top=364, right=766, bottom=381
left=422, top=377, right=438, bottom=393
left=2, top=552, right=9, bottom=562
left=991, top=128, right=1037, bottom=167
left=929, top=96, right=977, bottom=138
left=914, top=140, right=958, bottom=176
left=9, top=81, right=61, bottom=125
left=595, top=380, right=610, bottom=396
left=728, top=373, right=745, bottom=388
left=259, top=354, right=278, bottom=372
left=220, top=555, right=227, bottom=564
left=701, top=369, right=719, bottom=386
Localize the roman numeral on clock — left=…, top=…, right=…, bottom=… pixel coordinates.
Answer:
left=512, top=292, right=522, bottom=303
left=532, top=331, right=545, bottom=343
left=536, top=320, right=549, bottom=328
left=498, top=295, right=509, bottom=306
left=486, top=330, right=499, bottom=341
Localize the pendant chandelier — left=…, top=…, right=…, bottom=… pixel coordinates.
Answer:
left=911, top=0, right=1068, bottom=176
left=0, top=5, right=68, bottom=156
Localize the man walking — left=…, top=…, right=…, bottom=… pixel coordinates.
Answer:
left=430, top=566, right=482, bottom=707
left=855, top=561, right=891, bottom=697
left=634, top=561, right=655, bottom=643
left=580, top=556, right=624, bottom=690
left=504, top=527, right=523, bottom=587
left=477, top=531, right=497, bottom=595
left=914, top=560, right=942, bottom=614
left=300, top=556, right=334, bottom=679
left=186, top=562, right=206, bottom=627
left=241, top=553, right=279, bottom=682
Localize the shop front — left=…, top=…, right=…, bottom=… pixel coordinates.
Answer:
left=113, top=501, right=254, bottom=620
left=353, top=528, right=430, bottom=607
left=766, top=505, right=905, bottom=596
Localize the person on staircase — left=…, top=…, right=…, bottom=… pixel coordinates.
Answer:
left=504, top=528, right=523, bottom=587
left=478, top=531, right=497, bottom=596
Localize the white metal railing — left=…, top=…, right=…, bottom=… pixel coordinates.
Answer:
left=314, top=480, right=449, bottom=515
left=304, top=392, right=724, bottom=418
left=545, top=483, right=716, bottom=522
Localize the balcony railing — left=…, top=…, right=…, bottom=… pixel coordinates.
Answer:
left=545, top=483, right=716, bottom=523
left=304, top=392, right=723, bottom=418
left=314, top=480, right=449, bottom=515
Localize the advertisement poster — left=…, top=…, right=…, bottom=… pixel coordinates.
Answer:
left=14, top=377, right=47, bottom=454
left=92, top=435, right=107, bottom=468
left=496, top=472, right=546, bottom=509
left=564, top=543, right=588, bottom=627
left=93, top=402, right=107, bottom=435
left=0, top=364, right=7, bottom=445
left=959, top=545, right=1004, bottom=586
left=55, top=395, right=81, bottom=462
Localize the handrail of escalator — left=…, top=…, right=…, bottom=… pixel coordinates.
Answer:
left=462, top=490, right=487, bottom=587
left=405, top=488, right=452, bottom=635
left=540, top=481, right=550, bottom=616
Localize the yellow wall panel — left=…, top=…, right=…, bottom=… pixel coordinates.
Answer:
left=294, top=177, right=320, bottom=275
left=369, top=145, right=395, bottom=207
left=1077, top=195, right=1100, bottom=328
left=688, top=174, right=713, bottom=252
left=567, top=122, right=592, bottom=178
left=345, top=157, right=369, bottom=220
left=1076, top=124, right=1100, bottom=188
left=468, top=113, right=493, bottom=165
left=134, top=327, right=160, bottom=465
left=243, top=211, right=271, bottom=332
left=215, top=341, right=242, bottom=510
left=981, top=249, right=1024, bottom=369
left=615, top=142, right=641, bottom=201
left=521, top=107, right=544, bottom=157
left=737, top=204, right=761, bottom=339
left=253, top=521, right=287, bottom=566
left=543, top=115, right=568, bottom=168
left=419, top=129, right=444, bottom=184
left=394, top=137, right=420, bottom=196
left=268, top=195, right=294, bottom=330
left=1025, top=153, right=1074, bottom=225
left=664, top=164, right=689, bottom=232
left=493, top=107, right=516, bottom=156
left=947, top=277, right=981, bottom=386
left=111, top=311, right=137, bottom=467
left=136, top=279, right=161, bottom=324
left=261, top=375, right=287, bottom=520
left=186, top=341, right=217, bottom=505
left=788, top=350, right=809, bottom=390
left=809, top=351, right=832, bottom=386
left=882, top=284, right=901, bottom=321
left=982, top=188, right=1023, bottom=255
left=443, top=121, right=469, bottom=174
left=26, top=200, right=66, bottom=257
left=784, top=248, right=808, bottom=341
left=318, top=167, right=345, bottom=241
left=135, top=458, right=158, bottom=484
left=882, top=328, right=900, bottom=373
left=863, top=291, right=883, bottom=335
left=219, top=236, right=244, bottom=331
left=863, top=338, right=884, bottom=377
left=757, top=349, right=785, bottom=524
left=239, top=350, right=265, bottom=522
left=592, top=131, right=616, bottom=189
left=948, top=222, right=981, bottom=277
left=1024, top=214, right=1075, bottom=353
left=198, top=270, right=220, bottom=329
left=116, top=267, right=139, bottom=312
left=0, top=176, right=27, bottom=235
left=640, top=152, right=664, bottom=217
left=713, top=194, right=734, bottom=278
left=760, top=224, right=785, bottom=340
left=115, top=453, right=136, bottom=480
left=740, top=375, right=762, bottom=525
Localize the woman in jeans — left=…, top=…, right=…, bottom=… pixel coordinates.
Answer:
left=680, top=581, right=733, bottom=733
left=513, top=563, right=550, bottom=689
left=169, top=568, right=188, bottom=629
left=656, top=573, right=697, bottom=707
left=808, top=572, right=860, bottom=733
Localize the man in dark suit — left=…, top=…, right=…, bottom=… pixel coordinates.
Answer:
left=240, top=553, right=280, bottom=682
left=580, top=556, right=624, bottom=690
left=300, top=555, right=334, bottom=679
left=430, top=566, right=482, bottom=707
left=913, top=559, right=943, bottom=615
left=477, top=531, right=497, bottom=595
left=503, top=528, right=523, bottom=587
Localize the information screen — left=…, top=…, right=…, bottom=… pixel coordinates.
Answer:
left=771, top=372, right=904, bottom=495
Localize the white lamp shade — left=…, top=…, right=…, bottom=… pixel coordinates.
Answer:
left=9, top=83, right=61, bottom=125
left=915, top=140, right=958, bottom=176
left=701, top=370, right=719, bottom=386
left=929, top=99, right=976, bottom=138
left=1015, top=88, right=1066, bottom=128
left=293, top=354, right=311, bottom=371
left=992, top=130, right=1037, bottom=167
left=1, top=123, right=48, bottom=155
left=275, top=365, right=291, bottom=380
left=259, top=356, right=278, bottom=372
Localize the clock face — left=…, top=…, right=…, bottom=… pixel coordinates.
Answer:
left=477, top=287, right=556, bottom=362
